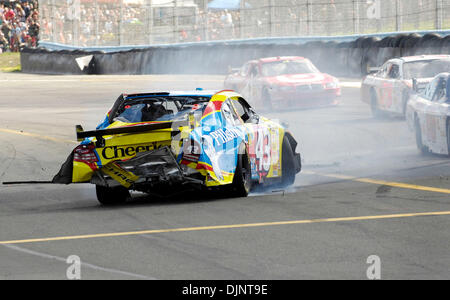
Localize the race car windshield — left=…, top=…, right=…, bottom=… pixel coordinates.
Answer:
left=261, top=60, right=319, bottom=77
left=403, top=60, right=450, bottom=79
left=114, top=96, right=210, bottom=123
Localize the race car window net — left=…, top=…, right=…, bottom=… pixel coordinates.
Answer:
left=232, top=97, right=256, bottom=123
left=113, top=96, right=210, bottom=123
left=221, top=100, right=240, bottom=126
left=423, top=77, right=441, bottom=100
left=261, top=60, right=319, bottom=77
left=432, top=78, right=448, bottom=102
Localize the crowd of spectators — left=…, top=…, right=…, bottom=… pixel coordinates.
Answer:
left=38, top=3, right=241, bottom=46
left=204, top=9, right=239, bottom=41
left=38, top=3, right=147, bottom=47
left=33, top=0, right=387, bottom=47
left=177, top=9, right=239, bottom=43
left=0, top=0, right=39, bottom=53
left=0, top=0, right=432, bottom=50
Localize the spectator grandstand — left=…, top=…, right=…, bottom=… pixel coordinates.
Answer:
left=0, top=0, right=39, bottom=52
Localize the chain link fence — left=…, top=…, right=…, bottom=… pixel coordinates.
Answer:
left=37, top=0, right=450, bottom=47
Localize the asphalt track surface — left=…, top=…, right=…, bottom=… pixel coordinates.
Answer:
left=0, top=73, right=449, bottom=280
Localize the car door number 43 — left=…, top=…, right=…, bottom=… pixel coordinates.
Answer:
left=255, top=127, right=271, bottom=173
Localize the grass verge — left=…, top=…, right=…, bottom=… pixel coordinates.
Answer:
left=0, top=52, right=21, bottom=72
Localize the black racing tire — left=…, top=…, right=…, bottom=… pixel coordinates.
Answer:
left=415, top=116, right=429, bottom=155
left=96, top=185, right=130, bottom=205
left=227, top=147, right=252, bottom=198
left=280, top=135, right=297, bottom=188
left=262, top=89, right=273, bottom=112
left=370, top=89, right=383, bottom=119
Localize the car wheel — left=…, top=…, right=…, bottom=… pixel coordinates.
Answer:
left=227, top=147, right=252, bottom=198
left=415, top=116, right=429, bottom=155
left=262, top=89, right=273, bottom=112
left=96, top=185, right=130, bottom=205
left=280, top=135, right=297, bottom=188
left=370, top=89, right=383, bottom=119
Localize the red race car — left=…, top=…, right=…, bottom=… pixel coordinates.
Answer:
left=224, top=56, right=341, bottom=111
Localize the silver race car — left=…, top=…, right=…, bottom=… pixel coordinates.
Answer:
left=406, top=73, right=450, bottom=155
left=361, top=55, right=450, bottom=118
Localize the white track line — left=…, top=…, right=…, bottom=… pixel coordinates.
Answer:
left=2, top=244, right=156, bottom=280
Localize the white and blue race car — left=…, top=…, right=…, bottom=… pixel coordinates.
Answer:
left=406, top=73, right=450, bottom=155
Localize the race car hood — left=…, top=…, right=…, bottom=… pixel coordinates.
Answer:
left=264, top=73, right=334, bottom=86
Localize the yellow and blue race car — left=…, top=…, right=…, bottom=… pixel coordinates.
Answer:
left=53, top=90, right=302, bottom=204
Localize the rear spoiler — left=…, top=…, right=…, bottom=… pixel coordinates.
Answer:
left=76, top=121, right=186, bottom=147
left=4, top=122, right=187, bottom=186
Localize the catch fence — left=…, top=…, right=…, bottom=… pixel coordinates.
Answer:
left=37, top=0, right=450, bottom=46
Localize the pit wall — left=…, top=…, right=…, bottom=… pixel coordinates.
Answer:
left=21, top=32, right=450, bottom=77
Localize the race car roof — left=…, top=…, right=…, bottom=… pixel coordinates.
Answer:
left=124, top=90, right=218, bottom=100
left=400, top=55, right=450, bottom=63
left=258, top=56, right=306, bottom=63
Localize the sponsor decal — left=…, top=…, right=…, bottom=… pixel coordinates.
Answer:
left=209, top=128, right=245, bottom=146
left=182, top=139, right=201, bottom=163
left=101, top=144, right=159, bottom=159
left=248, top=126, right=272, bottom=182
left=271, top=129, right=280, bottom=176
left=102, top=162, right=139, bottom=188
left=183, top=154, right=200, bottom=163
left=366, top=0, right=381, bottom=20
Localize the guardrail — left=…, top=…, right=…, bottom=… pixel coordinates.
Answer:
left=21, top=30, right=450, bottom=77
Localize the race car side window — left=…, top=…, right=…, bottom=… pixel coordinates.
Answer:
left=388, top=64, right=400, bottom=79
left=424, top=77, right=440, bottom=101
left=232, top=97, right=257, bottom=124
left=378, top=62, right=390, bottom=78
left=221, top=100, right=240, bottom=126
left=432, top=77, right=447, bottom=103
left=240, top=63, right=250, bottom=76
left=249, top=64, right=259, bottom=78
left=232, top=99, right=246, bottom=121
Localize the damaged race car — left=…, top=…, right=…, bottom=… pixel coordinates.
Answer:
left=406, top=73, right=450, bottom=156
left=52, top=90, right=302, bottom=205
left=224, top=56, right=341, bottom=111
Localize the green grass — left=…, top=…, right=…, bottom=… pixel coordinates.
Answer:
left=0, top=52, right=21, bottom=72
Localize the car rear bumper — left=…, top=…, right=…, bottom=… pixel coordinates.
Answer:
left=91, top=147, right=204, bottom=190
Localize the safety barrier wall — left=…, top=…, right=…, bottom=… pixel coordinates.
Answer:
left=21, top=32, right=450, bottom=77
